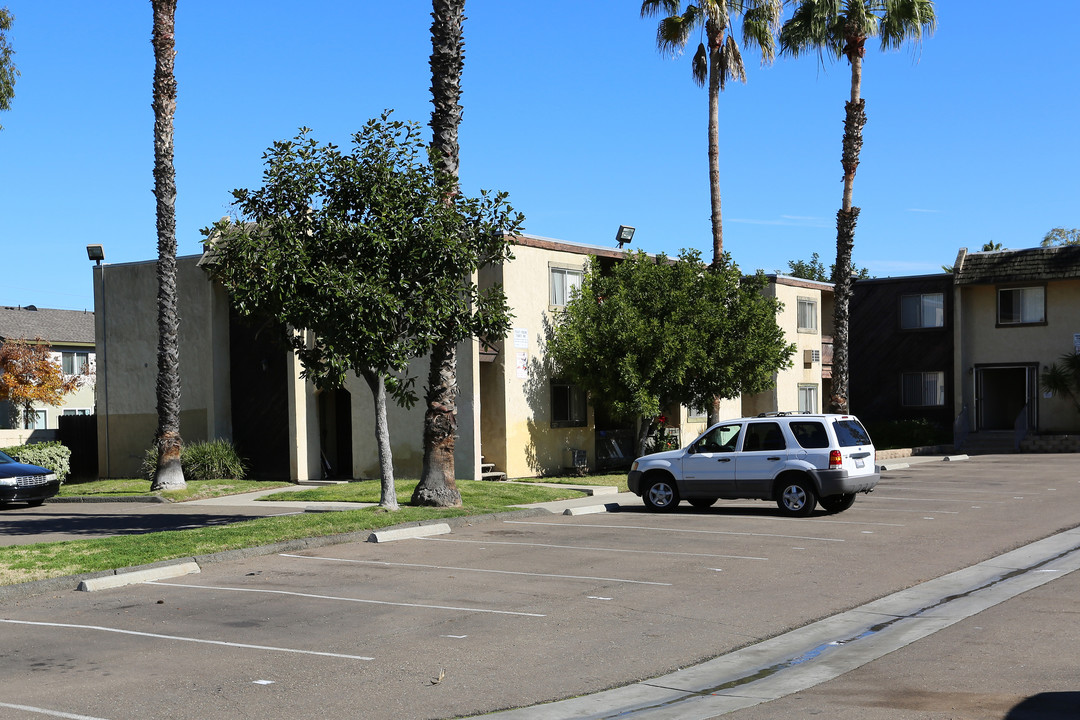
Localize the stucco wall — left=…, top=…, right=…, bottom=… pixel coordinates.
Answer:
left=94, top=256, right=232, bottom=478
left=955, top=278, right=1080, bottom=433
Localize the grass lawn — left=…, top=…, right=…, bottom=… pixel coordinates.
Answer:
left=1, top=479, right=595, bottom=587
left=59, top=479, right=294, bottom=502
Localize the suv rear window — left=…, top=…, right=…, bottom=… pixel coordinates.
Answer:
left=832, top=419, right=871, bottom=447
left=790, top=421, right=829, bottom=449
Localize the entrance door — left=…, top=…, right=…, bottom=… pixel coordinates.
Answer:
left=975, top=365, right=1037, bottom=431
left=318, top=388, right=353, bottom=479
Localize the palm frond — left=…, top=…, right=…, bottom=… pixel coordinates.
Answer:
left=716, top=34, right=746, bottom=90
left=657, top=14, right=694, bottom=53
left=878, top=0, right=936, bottom=51
left=778, top=0, right=844, bottom=59
left=741, top=0, right=782, bottom=64
left=641, top=0, right=683, bottom=19
left=692, top=42, right=709, bottom=86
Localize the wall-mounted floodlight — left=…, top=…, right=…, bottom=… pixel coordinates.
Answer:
left=86, top=244, right=105, bottom=265
left=616, top=225, right=635, bottom=249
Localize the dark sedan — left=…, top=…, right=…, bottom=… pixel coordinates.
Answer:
left=0, top=450, right=60, bottom=506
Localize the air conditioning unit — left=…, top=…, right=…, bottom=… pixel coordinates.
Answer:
left=804, top=349, right=821, bottom=364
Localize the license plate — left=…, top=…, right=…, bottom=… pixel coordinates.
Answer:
left=855, top=458, right=865, bottom=468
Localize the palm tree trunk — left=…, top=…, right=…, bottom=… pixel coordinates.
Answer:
left=414, top=0, right=466, bottom=507
left=361, top=369, right=399, bottom=510
left=705, top=25, right=723, bottom=427
left=150, top=0, right=184, bottom=490
left=830, top=42, right=865, bottom=415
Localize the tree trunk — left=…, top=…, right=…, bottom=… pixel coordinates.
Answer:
left=415, top=0, right=466, bottom=507
left=707, top=28, right=723, bottom=268
left=636, top=416, right=657, bottom=458
left=413, top=338, right=462, bottom=508
left=830, top=40, right=865, bottom=415
left=151, top=0, right=184, bottom=491
left=362, top=369, right=399, bottom=510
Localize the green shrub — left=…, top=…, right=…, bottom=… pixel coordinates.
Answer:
left=0, top=441, right=71, bottom=482
left=142, top=439, right=247, bottom=482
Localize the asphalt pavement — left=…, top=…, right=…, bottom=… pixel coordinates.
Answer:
left=1, top=455, right=1078, bottom=719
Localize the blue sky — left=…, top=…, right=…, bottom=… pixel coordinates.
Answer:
left=1, top=1, right=1077, bottom=312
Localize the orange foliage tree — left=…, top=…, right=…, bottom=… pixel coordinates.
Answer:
left=0, top=339, right=83, bottom=428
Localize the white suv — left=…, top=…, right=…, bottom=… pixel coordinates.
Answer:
left=627, top=413, right=878, bottom=517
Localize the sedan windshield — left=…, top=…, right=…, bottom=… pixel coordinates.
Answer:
left=0, top=451, right=14, bottom=464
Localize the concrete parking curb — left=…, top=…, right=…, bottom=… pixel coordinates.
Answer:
left=368, top=522, right=452, bottom=543
left=77, top=561, right=200, bottom=592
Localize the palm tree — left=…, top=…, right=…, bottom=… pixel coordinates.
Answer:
left=641, top=0, right=781, bottom=267
left=150, top=0, right=185, bottom=490
left=779, top=0, right=935, bottom=413
left=0, top=6, right=19, bottom=129
left=412, top=0, right=467, bottom=508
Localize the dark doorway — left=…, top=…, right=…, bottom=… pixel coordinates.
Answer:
left=318, top=388, right=353, bottom=479
left=976, top=365, right=1037, bottom=431
left=229, top=310, right=290, bottom=480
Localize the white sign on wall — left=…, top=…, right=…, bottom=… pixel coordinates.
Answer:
left=513, top=328, right=529, bottom=349
left=515, top=351, right=528, bottom=379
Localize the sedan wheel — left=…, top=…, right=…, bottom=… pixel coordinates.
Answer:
left=642, top=476, right=680, bottom=512
left=777, top=478, right=816, bottom=517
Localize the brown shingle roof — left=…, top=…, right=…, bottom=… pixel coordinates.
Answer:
left=954, top=245, right=1080, bottom=285
left=0, top=305, right=96, bottom=345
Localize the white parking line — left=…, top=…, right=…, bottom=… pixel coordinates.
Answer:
left=504, top=520, right=845, bottom=543
left=869, top=495, right=1009, bottom=504
left=279, top=553, right=673, bottom=586
left=145, top=580, right=546, bottom=617
left=0, top=703, right=112, bottom=720
left=421, top=537, right=768, bottom=561
left=863, top=508, right=959, bottom=514
left=0, top=618, right=373, bottom=660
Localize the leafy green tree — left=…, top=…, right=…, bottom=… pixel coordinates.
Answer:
left=414, top=0, right=468, bottom=508
left=1042, top=228, right=1080, bottom=246
left=548, top=249, right=794, bottom=453
left=204, top=115, right=522, bottom=509
left=151, top=0, right=185, bottom=491
left=0, top=7, right=18, bottom=129
left=785, top=252, right=870, bottom=282
left=780, top=0, right=935, bottom=413
left=641, top=0, right=781, bottom=266
left=981, top=241, right=1004, bottom=251
left=1041, top=353, right=1080, bottom=415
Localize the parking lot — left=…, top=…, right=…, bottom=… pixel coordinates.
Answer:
left=2, top=454, right=1079, bottom=719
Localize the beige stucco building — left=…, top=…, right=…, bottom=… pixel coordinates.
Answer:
left=952, top=245, right=1080, bottom=436
left=0, top=305, right=96, bottom=436
left=92, top=236, right=831, bottom=481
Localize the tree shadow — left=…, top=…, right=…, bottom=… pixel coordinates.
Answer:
left=1005, top=692, right=1080, bottom=719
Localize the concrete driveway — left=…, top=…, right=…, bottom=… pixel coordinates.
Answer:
left=0, top=454, right=1078, bottom=719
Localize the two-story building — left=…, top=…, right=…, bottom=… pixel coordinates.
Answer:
left=0, top=305, right=96, bottom=433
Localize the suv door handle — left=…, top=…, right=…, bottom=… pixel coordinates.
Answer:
left=716, top=457, right=731, bottom=463
left=766, top=456, right=781, bottom=461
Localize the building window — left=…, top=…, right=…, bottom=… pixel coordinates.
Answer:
left=62, top=409, right=92, bottom=416
left=798, top=385, right=818, bottom=413
left=998, top=286, right=1045, bottom=325
left=550, top=267, right=583, bottom=307
left=797, top=298, right=817, bottom=332
left=900, top=293, right=944, bottom=329
left=62, top=351, right=90, bottom=375
left=687, top=405, right=707, bottom=422
left=26, top=409, right=47, bottom=429
left=551, top=380, right=587, bottom=428
left=902, top=371, right=945, bottom=407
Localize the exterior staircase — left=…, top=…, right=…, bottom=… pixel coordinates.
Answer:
left=481, top=457, right=506, bottom=482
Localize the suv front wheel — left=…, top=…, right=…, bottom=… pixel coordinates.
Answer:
left=776, top=476, right=816, bottom=517
left=642, top=474, right=680, bottom=512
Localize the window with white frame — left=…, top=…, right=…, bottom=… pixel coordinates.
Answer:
left=26, top=409, right=47, bottom=429
left=900, top=292, right=944, bottom=329
left=798, top=384, right=818, bottom=413
left=797, top=297, right=817, bottom=332
left=62, top=409, right=92, bottom=416
left=998, top=286, right=1045, bottom=325
left=549, top=266, right=583, bottom=307
left=901, top=371, right=945, bottom=407
left=62, top=351, right=91, bottom=376
left=550, top=379, right=587, bottom=428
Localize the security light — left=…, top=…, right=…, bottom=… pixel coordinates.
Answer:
left=86, top=244, right=105, bottom=265
left=616, top=225, right=635, bottom=249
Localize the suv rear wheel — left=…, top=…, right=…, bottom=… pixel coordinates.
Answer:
left=776, top=476, right=816, bottom=517
left=642, top=474, right=680, bottom=512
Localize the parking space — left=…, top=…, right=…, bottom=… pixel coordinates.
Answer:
left=1, top=454, right=1078, bottom=719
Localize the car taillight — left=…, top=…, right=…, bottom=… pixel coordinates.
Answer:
left=829, top=450, right=842, bottom=469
